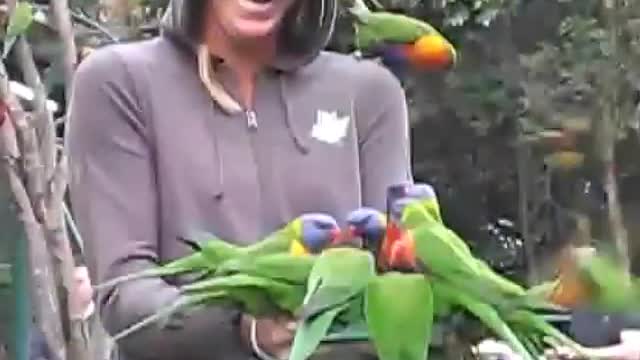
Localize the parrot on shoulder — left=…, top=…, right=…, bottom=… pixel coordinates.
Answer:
left=94, top=213, right=341, bottom=290
left=343, top=0, right=457, bottom=77
left=288, top=228, right=377, bottom=360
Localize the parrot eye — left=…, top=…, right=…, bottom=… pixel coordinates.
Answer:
left=314, top=221, right=334, bottom=230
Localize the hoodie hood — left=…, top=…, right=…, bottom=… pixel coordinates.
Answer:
left=160, top=0, right=338, bottom=72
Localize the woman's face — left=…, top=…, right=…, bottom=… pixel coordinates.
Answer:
left=209, top=0, right=297, bottom=40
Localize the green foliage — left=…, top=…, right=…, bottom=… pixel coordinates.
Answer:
left=3, top=1, right=34, bottom=58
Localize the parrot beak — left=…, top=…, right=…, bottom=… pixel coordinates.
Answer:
left=329, top=227, right=345, bottom=245
left=347, top=225, right=358, bottom=238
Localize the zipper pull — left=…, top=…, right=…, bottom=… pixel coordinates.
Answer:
left=246, top=110, right=258, bottom=130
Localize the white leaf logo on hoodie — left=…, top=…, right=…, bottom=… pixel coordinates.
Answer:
left=311, top=110, right=350, bottom=145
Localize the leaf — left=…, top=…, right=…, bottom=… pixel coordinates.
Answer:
left=3, top=1, right=34, bottom=59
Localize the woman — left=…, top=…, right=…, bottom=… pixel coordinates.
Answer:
left=66, top=0, right=411, bottom=359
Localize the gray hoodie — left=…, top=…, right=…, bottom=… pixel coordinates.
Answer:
left=66, top=0, right=412, bottom=359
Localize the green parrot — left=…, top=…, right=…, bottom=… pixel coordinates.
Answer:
left=385, top=184, right=526, bottom=298
left=343, top=0, right=457, bottom=72
left=94, top=213, right=341, bottom=290
left=364, top=272, right=435, bottom=360
left=385, top=196, right=588, bottom=359
left=288, top=244, right=377, bottom=360
left=344, top=207, right=387, bottom=261
left=111, top=272, right=308, bottom=342
left=573, top=251, right=640, bottom=312
left=535, top=247, right=640, bottom=313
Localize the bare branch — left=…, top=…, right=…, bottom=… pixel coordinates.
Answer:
left=51, top=0, right=78, bottom=104
left=13, top=37, right=57, bottom=186
left=0, top=120, right=67, bottom=360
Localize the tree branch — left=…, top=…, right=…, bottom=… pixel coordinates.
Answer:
left=50, top=0, right=78, bottom=105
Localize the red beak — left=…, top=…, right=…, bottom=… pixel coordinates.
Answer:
left=347, top=225, right=358, bottom=238
left=330, top=227, right=343, bottom=245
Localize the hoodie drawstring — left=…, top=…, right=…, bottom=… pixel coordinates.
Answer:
left=197, top=44, right=237, bottom=199
left=196, top=45, right=314, bottom=199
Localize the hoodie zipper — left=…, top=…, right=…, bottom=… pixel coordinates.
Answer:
left=246, top=109, right=258, bottom=130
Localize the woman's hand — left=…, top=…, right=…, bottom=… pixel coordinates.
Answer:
left=239, top=313, right=297, bottom=360
left=69, top=266, right=95, bottom=320
left=545, top=342, right=640, bottom=360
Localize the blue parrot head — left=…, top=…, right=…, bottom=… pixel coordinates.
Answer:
left=345, top=207, right=387, bottom=252
left=406, top=183, right=436, bottom=199
left=298, top=213, right=341, bottom=254
left=389, top=197, right=418, bottom=221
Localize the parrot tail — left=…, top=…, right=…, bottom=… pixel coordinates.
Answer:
left=110, top=294, right=212, bottom=342
left=505, top=310, right=590, bottom=358
left=92, top=258, right=206, bottom=291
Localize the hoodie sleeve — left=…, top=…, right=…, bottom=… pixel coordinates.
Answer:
left=354, top=61, right=414, bottom=210
left=66, top=47, right=247, bottom=360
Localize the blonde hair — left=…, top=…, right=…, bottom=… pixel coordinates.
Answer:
left=197, top=44, right=242, bottom=114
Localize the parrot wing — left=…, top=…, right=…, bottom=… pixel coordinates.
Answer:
left=355, top=12, right=446, bottom=50
left=432, top=281, right=536, bottom=360
left=576, top=251, right=640, bottom=312
left=93, top=233, right=237, bottom=290
left=288, top=302, right=351, bottom=360
left=182, top=273, right=306, bottom=314
left=365, top=273, right=435, bottom=360
left=244, top=218, right=300, bottom=256
left=299, top=248, right=376, bottom=319
left=411, top=221, right=482, bottom=280
left=214, top=252, right=316, bottom=285
left=289, top=248, right=376, bottom=359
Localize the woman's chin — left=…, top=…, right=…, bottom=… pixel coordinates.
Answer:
left=230, top=19, right=280, bottom=40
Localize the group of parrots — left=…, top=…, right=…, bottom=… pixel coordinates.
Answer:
left=95, top=180, right=640, bottom=360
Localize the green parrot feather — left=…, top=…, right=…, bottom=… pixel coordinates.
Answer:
left=345, top=0, right=449, bottom=50
left=93, top=216, right=308, bottom=290
left=365, top=272, right=435, bottom=360
left=288, top=247, right=377, bottom=360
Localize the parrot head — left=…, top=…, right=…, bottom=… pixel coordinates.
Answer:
left=380, top=182, right=439, bottom=270
left=289, top=213, right=342, bottom=256
left=344, top=207, right=387, bottom=254
left=386, top=183, right=437, bottom=221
